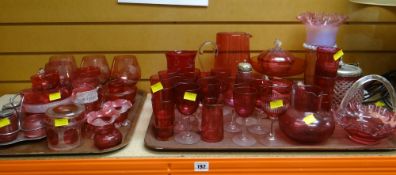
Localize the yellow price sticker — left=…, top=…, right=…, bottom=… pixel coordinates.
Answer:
left=0, top=118, right=11, bottom=128
left=184, top=92, right=197, bottom=102
left=303, top=114, right=318, bottom=125
left=49, top=91, right=61, bottom=101
left=333, top=49, right=344, bottom=61
left=375, top=101, right=386, bottom=107
left=270, top=99, right=283, bottom=109
left=54, top=118, right=69, bottom=127
left=151, top=82, right=164, bottom=93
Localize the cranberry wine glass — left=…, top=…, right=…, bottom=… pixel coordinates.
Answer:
left=232, top=86, right=257, bottom=146
left=81, top=55, right=110, bottom=84
left=174, top=82, right=201, bottom=144
left=261, top=78, right=292, bottom=141
left=248, top=75, right=270, bottom=135
left=111, top=55, right=141, bottom=85
left=223, top=77, right=242, bottom=133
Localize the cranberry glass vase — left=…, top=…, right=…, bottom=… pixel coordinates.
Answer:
left=87, top=114, right=122, bottom=150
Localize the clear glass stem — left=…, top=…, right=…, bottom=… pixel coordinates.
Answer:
left=257, top=111, right=264, bottom=128
left=241, top=117, right=248, bottom=140
left=182, top=115, right=192, bottom=137
left=225, top=110, right=239, bottom=130
left=268, top=118, right=275, bottom=141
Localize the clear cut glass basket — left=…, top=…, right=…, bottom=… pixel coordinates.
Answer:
left=334, top=74, right=396, bottom=145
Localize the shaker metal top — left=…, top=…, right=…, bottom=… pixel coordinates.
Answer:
left=337, top=64, right=362, bottom=77
left=238, top=60, right=252, bottom=72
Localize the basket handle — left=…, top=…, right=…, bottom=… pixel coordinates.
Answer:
left=339, top=74, right=396, bottom=112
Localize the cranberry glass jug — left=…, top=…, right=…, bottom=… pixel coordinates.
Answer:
left=165, top=50, right=197, bottom=73
left=279, top=82, right=334, bottom=143
left=199, top=32, right=251, bottom=76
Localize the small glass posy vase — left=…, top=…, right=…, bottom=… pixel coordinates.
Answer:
left=86, top=111, right=123, bottom=150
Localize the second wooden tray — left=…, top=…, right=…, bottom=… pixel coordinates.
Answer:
left=145, top=106, right=396, bottom=151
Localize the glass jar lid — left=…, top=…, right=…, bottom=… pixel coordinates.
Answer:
left=46, top=103, right=84, bottom=119
left=337, top=64, right=362, bottom=77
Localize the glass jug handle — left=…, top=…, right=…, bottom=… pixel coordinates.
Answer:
left=339, top=74, right=396, bottom=112
left=197, top=41, right=218, bottom=72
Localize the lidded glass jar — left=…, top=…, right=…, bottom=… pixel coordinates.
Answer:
left=45, top=104, right=85, bottom=151
left=0, top=109, right=19, bottom=143
left=250, top=39, right=305, bottom=77
left=332, top=63, right=362, bottom=110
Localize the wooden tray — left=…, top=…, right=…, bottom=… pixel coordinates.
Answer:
left=0, top=90, right=146, bottom=156
left=145, top=106, right=396, bottom=151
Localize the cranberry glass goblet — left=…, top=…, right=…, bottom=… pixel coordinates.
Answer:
left=261, top=78, right=292, bottom=141
left=111, top=55, right=141, bottom=85
left=232, top=86, right=257, bottom=146
left=174, top=82, right=201, bottom=144
left=81, top=55, right=110, bottom=84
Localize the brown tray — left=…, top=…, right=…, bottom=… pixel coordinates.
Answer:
left=0, top=90, right=146, bottom=156
left=145, top=106, right=396, bottom=151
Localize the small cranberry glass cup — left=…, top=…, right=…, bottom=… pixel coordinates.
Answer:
left=152, top=99, right=175, bottom=141
left=201, top=102, right=224, bottom=143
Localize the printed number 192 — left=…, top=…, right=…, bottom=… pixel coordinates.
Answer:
left=194, top=161, right=209, bottom=172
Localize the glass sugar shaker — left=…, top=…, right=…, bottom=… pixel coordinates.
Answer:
left=236, top=60, right=253, bottom=84
left=332, top=62, right=362, bottom=110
